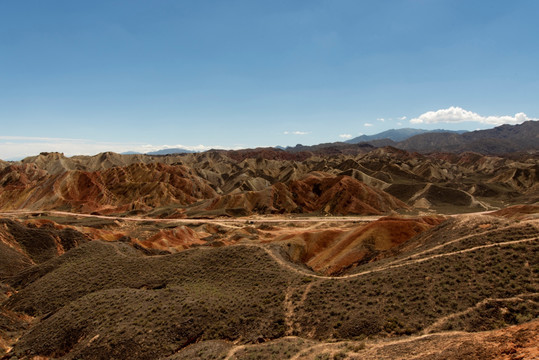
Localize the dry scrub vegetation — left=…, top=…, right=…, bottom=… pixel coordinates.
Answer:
left=0, top=212, right=537, bottom=359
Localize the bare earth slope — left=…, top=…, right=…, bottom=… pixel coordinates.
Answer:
left=1, top=148, right=537, bottom=216
left=0, top=163, right=217, bottom=214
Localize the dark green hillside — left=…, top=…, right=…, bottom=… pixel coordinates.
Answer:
left=6, top=242, right=301, bottom=359
left=0, top=218, right=89, bottom=279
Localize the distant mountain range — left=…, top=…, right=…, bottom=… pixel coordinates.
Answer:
left=146, top=148, right=196, bottom=155
left=5, top=122, right=537, bottom=164
left=114, top=122, right=539, bottom=159
left=345, top=128, right=468, bottom=144
left=397, top=121, right=538, bottom=154
left=120, top=151, right=142, bottom=155
left=122, top=148, right=196, bottom=156
left=289, top=121, right=538, bottom=155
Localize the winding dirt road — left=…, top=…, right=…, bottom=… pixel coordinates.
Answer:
left=247, top=236, right=538, bottom=280
left=0, top=210, right=382, bottom=224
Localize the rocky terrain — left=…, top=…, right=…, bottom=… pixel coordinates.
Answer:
left=0, top=135, right=537, bottom=359
left=0, top=144, right=537, bottom=217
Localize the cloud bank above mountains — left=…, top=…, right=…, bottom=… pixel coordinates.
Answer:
left=1, top=106, right=535, bottom=160
left=410, top=106, right=530, bottom=125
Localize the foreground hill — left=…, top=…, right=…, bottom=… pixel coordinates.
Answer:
left=0, top=211, right=537, bottom=359
left=0, top=218, right=89, bottom=278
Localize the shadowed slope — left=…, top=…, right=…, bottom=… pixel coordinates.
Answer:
left=188, top=175, right=407, bottom=216
left=0, top=218, right=89, bottom=278
left=5, top=241, right=297, bottom=359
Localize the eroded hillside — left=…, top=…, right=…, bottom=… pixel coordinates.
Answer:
left=0, top=147, right=537, bottom=216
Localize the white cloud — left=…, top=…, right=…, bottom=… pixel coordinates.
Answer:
left=410, top=106, right=530, bottom=125
left=397, top=122, right=403, bottom=126
left=364, top=123, right=373, bottom=127
left=0, top=137, right=242, bottom=160
left=399, top=116, right=407, bottom=121
left=284, top=131, right=309, bottom=135
left=376, top=118, right=385, bottom=122
left=339, top=134, right=352, bottom=139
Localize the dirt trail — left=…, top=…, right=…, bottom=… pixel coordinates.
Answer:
left=397, top=221, right=538, bottom=262
left=0, top=210, right=381, bottom=224
left=223, top=344, right=246, bottom=360
left=283, top=286, right=296, bottom=336
left=376, top=236, right=538, bottom=272
left=0, top=208, right=506, bottom=223
left=300, top=282, right=314, bottom=306
left=422, top=294, right=535, bottom=334
left=225, top=331, right=472, bottom=360
left=248, top=236, right=538, bottom=280
left=289, top=330, right=471, bottom=360
left=283, top=282, right=316, bottom=336
left=224, top=336, right=304, bottom=360
left=289, top=320, right=539, bottom=360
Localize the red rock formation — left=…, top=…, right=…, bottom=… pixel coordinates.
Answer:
left=0, top=163, right=217, bottom=214
left=193, top=175, right=408, bottom=216
left=138, top=226, right=205, bottom=251
left=279, top=216, right=445, bottom=275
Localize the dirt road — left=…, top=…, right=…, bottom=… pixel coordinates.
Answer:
left=0, top=210, right=382, bottom=224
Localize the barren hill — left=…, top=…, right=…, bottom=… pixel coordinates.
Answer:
left=0, top=218, right=89, bottom=277
left=187, top=175, right=407, bottom=217
left=0, top=163, right=217, bottom=214
left=1, top=146, right=537, bottom=217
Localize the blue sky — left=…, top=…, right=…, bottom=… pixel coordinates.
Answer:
left=1, top=0, right=538, bottom=159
